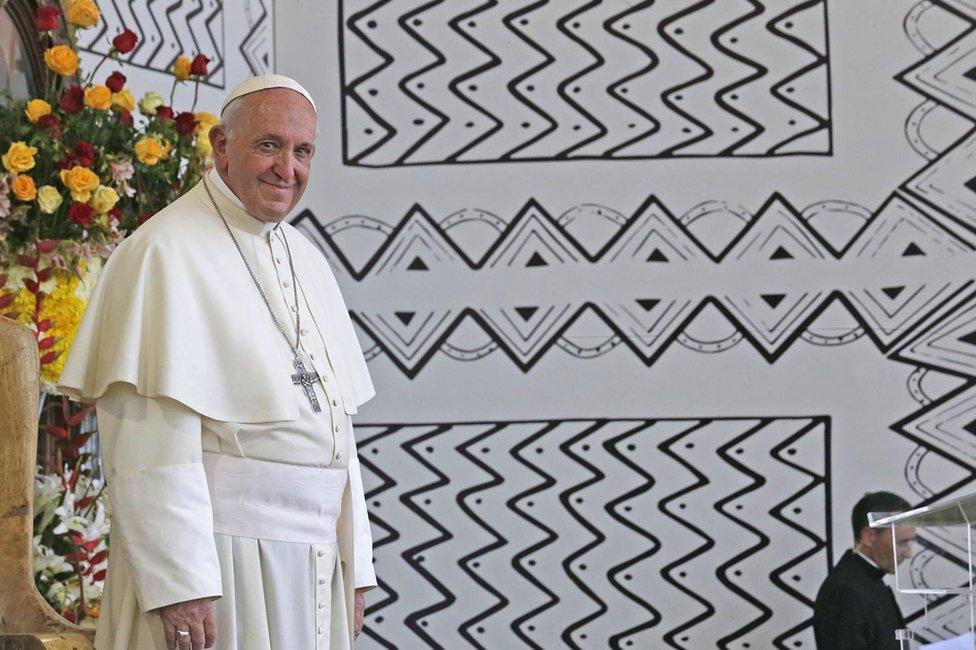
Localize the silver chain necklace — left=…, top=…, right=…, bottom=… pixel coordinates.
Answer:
left=203, top=177, right=322, bottom=412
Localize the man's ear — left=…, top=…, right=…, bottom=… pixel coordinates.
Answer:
left=209, top=125, right=228, bottom=169
left=857, top=526, right=876, bottom=547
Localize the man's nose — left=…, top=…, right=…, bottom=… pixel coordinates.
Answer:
left=272, top=151, right=295, bottom=180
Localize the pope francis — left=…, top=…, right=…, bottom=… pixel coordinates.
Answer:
left=58, top=75, right=376, bottom=649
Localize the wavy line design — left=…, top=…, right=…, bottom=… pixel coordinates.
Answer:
left=354, top=418, right=829, bottom=649
left=338, top=0, right=832, bottom=165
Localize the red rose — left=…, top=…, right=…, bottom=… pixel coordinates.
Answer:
left=174, top=111, right=198, bottom=136
left=74, top=141, right=96, bottom=167
left=112, top=29, right=138, bottom=54
left=107, top=207, right=123, bottom=223
left=117, top=110, right=133, bottom=126
left=57, top=156, right=75, bottom=171
left=190, top=54, right=210, bottom=77
left=59, top=85, right=84, bottom=114
left=155, top=105, right=174, bottom=121
left=35, top=6, right=60, bottom=31
left=38, top=114, right=60, bottom=129
left=67, top=203, right=94, bottom=226
left=137, top=212, right=153, bottom=225
left=38, top=114, right=62, bottom=139
left=105, top=71, right=126, bottom=93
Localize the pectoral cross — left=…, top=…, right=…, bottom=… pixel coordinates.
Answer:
left=291, top=356, right=322, bottom=412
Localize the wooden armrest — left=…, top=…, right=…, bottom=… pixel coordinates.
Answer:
left=0, top=319, right=93, bottom=641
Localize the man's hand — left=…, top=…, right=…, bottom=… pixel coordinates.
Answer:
left=354, top=588, right=367, bottom=638
left=157, top=597, right=217, bottom=649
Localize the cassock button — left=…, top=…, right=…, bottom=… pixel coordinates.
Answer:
left=318, top=578, right=326, bottom=585
left=291, top=305, right=299, bottom=313
left=301, top=328, right=309, bottom=336
left=332, top=399, right=338, bottom=407
left=336, top=451, right=343, bottom=460
left=276, top=257, right=283, bottom=264
left=283, top=280, right=291, bottom=288
left=318, top=602, right=325, bottom=610
left=317, top=626, right=323, bottom=635
left=334, top=424, right=340, bottom=433
left=317, top=550, right=325, bottom=557
left=310, top=353, right=317, bottom=360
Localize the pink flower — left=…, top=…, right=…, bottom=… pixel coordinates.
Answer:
left=109, top=158, right=134, bottom=182
left=0, top=175, right=11, bottom=220
left=109, top=158, right=136, bottom=197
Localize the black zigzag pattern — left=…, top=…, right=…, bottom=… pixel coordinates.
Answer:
left=73, top=0, right=274, bottom=85
left=76, top=0, right=226, bottom=86
left=293, top=193, right=976, bottom=378
left=338, top=0, right=831, bottom=166
left=356, top=418, right=829, bottom=649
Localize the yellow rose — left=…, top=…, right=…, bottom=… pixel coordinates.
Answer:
left=134, top=136, right=170, bottom=166
left=25, top=99, right=52, bottom=124
left=195, top=112, right=220, bottom=133
left=111, top=89, right=135, bottom=113
left=43, top=45, right=79, bottom=77
left=139, top=91, right=164, bottom=116
left=11, top=175, right=37, bottom=202
left=65, top=0, right=100, bottom=28
left=90, top=185, right=120, bottom=214
left=2, top=141, right=38, bottom=174
left=83, top=85, right=112, bottom=111
left=59, top=165, right=101, bottom=202
left=172, top=56, right=192, bottom=81
left=36, top=186, right=63, bottom=214
left=195, top=134, right=213, bottom=158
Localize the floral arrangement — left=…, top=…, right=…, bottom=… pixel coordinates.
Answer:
left=0, top=0, right=219, bottom=624
left=33, top=429, right=109, bottom=626
left=0, top=0, right=217, bottom=389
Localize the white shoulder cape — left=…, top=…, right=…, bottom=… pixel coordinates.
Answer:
left=58, top=180, right=374, bottom=422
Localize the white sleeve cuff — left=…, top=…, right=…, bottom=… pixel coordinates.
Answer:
left=109, top=462, right=222, bottom=612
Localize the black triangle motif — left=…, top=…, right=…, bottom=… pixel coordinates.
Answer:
left=526, top=251, right=548, bottom=267
left=407, top=256, right=429, bottom=271
left=959, top=331, right=976, bottom=347
left=770, top=246, right=794, bottom=260
left=965, top=175, right=976, bottom=195
left=761, top=293, right=786, bottom=309
left=965, top=66, right=976, bottom=82
left=965, top=419, right=976, bottom=436
left=881, top=286, right=905, bottom=300
left=395, top=311, right=415, bottom=326
left=902, top=243, right=925, bottom=257
left=647, top=248, right=669, bottom=262
left=515, top=306, right=539, bottom=322
left=636, top=299, right=659, bottom=312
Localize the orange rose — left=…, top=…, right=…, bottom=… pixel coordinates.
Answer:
left=11, top=175, right=37, bottom=201
left=84, top=85, right=112, bottom=111
left=65, top=0, right=100, bottom=28
left=172, top=56, right=192, bottom=81
left=43, top=45, right=79, bottom=77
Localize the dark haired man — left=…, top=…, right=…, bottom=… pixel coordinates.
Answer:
left=813, top=491, right=916, bottom=650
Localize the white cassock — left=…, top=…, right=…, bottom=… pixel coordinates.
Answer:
left=58, top=169, right=376, bottom=649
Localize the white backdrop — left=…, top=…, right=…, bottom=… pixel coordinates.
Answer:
left=90, top=0, right=976, bottom=647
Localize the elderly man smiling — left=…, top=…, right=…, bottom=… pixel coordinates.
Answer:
left=59, top=75, right=376, bottom=650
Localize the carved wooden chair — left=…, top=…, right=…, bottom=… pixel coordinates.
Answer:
left=0, top=318, right=93, bottom=648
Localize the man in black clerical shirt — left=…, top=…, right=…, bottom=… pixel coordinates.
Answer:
left=813, top=492, right=916, bottom=650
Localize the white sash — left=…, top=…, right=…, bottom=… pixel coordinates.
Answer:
left=203, top=452, right=347, bottom=544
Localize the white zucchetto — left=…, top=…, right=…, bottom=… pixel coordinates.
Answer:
left=220, top=74, right=317, bottom=115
